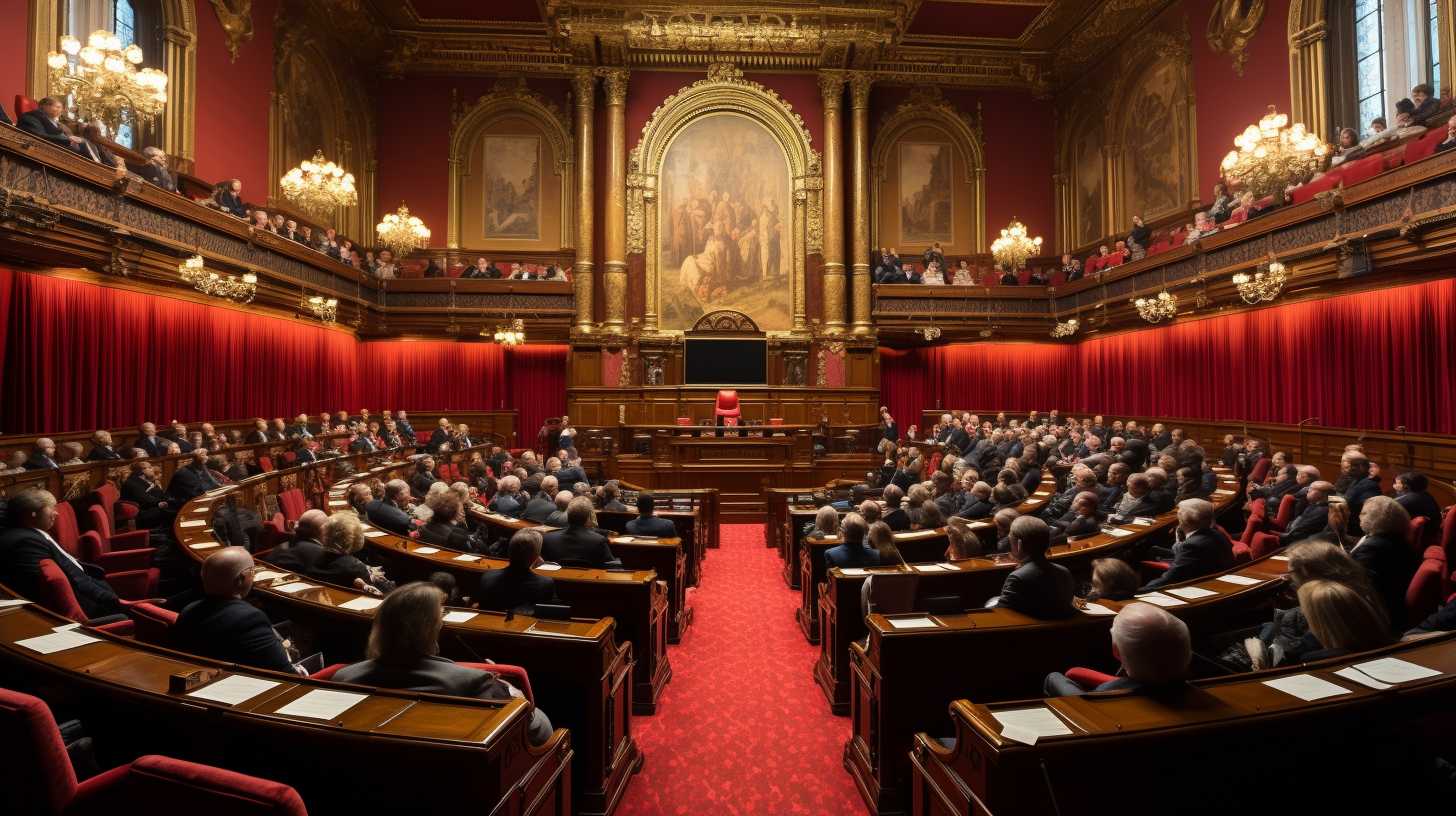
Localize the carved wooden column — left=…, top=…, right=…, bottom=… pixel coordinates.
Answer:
left=598, top=67, right=630, bottom=333
left=572, top=69, right=597, bottom=332
left=849, top=72, right=873, bottom=336
left=819, top=71, right=846, bottom=334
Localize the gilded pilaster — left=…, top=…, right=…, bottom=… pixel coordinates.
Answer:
left=819, top=71, right=846, bottom=334
left=572, top=69, right=597, bottom=332
left=1102, top=143, right=1124, bottom=236
left=1288, top=19, right=1330, bottom=140
left=848, top=72, right=873, bottom=336
left=598, top=67, right=630, bottom=333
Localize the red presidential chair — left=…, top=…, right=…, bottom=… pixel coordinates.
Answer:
left=714, top=390, right=741, bottom=424
left=14, top=94, right=38, bottom=118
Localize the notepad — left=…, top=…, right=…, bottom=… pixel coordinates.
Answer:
left=913, top=564, right=952, bottom=573
left=274, top=689, right=367, bottom=721
left=453, top=553, right=482, bottom=562
left=615, top=536, right=635, bottom=543
left=1133, top=592, right=1187, bottom=607
left=1023, top=499, right=1042, bottom=506
left=1166, top=586, right=1219, bottom=600
left=187, top=675, right=281, bottom=706
left=840, top=568, right=869, bottom=576
left=1270, top=554, right=1291, bottom=561
left=1102, top=527, right=1134, bottom=537
left=535, top=563, right=562, bottom=571
left=190, top=541, right=223, bottom=551
left=1350, top=657, right=1442, bottom=684
left=1263, top=673, right=1351, bottom=701
left=1217, top=573, right=1262, bottom=586
left=1079, top=603, right=1117, bottom=616
left=1132, top=517, right=1156, bottom=526
left=992, top=707, right=1073, bottom=746
left=273, top=581, right=314, bottom=594
left=1334, top=666, right=1394, bottom=690
left=0, top=598, right=33, bottom=609
left=179, top=519, right=207, bottom=528
left=413, top=547, right=440, bottom=555
left=338, top=596, right=382, bottom=611
left=887, top=616, right=938, bottom=630
left=1033, top=491, right=1050, bottom=497
left=15, top=629, right=101, bottom=654
left=936, top=562, right=960, bottom=571
left=254, top=570, right=286, bottom=582
left=363, top=530, right=388, bottom=538
left=442, top=610, right=477, bottom=624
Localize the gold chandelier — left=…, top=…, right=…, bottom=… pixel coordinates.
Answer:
left=303, top=294, right=339, bottom=324
left=991, top=219, right=1043, bottom=271
left=280, top=150, right=357, bottom=217
left=1232, top=257, right=1288, bottom=304
left=486, top=318, right=525, bottom=346
left=1133, top=291, right=1178, bottom=323
left=1220, top=105, right=1330, bottom=199
left=376, top=204, right=431, bottom=256
left=179, top=255, right=256, bottom=303
left=47, top=30, right=169, bottom=134
left=1050, top=318, right=1079, bottom=338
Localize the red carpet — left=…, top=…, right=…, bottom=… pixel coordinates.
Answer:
left=617, top=524, right=864, bottom=815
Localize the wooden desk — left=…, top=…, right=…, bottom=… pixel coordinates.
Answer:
left=0, top=587, right=572, bottom=815
left=910, top=633, right=1456, bottom=815
left=796, top=527, right=950, bottom=644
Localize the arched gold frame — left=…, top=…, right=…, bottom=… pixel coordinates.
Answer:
left=1108, top=32, right=1198, bottom=226
left=446, top=82, right=575, bottom=251
left=28, top=0, right=198, bottom=167
left=869, top=87, right=987, bottom=253
left=628, top=63, right=822, bottom=336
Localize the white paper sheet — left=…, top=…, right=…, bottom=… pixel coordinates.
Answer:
left=179, top=520, right=207, bottom=528
left=189, top=541, right=220, bottom=550
left=274, top=688, right=367, bottom=720
left=1166, top=586, right=1219, bottom=600
left=992, top=707, right=1073, bottom=745
left=452, top=553, right=482, bottom=562
left=363, top=530, right=388, bottom=538
left=936, top=563, right=961, bottom=571
left=1350, top=657, right=1442, bottom=684
left=1023, top=499, right=1042, bottom=506
left=1214, top=489, right=1235, bottom=496
left=615, top=536, right=635, bottom=543
left=414, top=547, right=440, bottom=555
left=1079, top=603, right=1117, bottom=616
left=535, top=563, right=562, bottom=572
left=273, top=581, right=314, bottom=594
left=1334, top=666, right=1394, bottom=690
left=1270, top=554, right=1290, bottom=561
left=886, top=617, right=938, bottom=630
left=442, top=611, right=477, bottom=624
left=1033, top=491, right=1050, bottom=497
left=338, top=596, right=382, bottom=611
left=913, top=564, right=951, bottom=573
left=1102, top=527, right=1134, bottom=538
left=1132, top=592, right=1187, bottom=607
left=1262, top=674, right=1351, bottom=701
left=1132, top=517, right=1156, bottom=526
left=254, top=571, right=286, bottom=582
left=1216, top=574, right=1262, bottom=586
left=187, top=675, right=281, bottom=706
left=840, top=568, right=869, bottom=576
left=0, top=598, right=33, bottom=608
left=15, top=629, right=101, bottom=654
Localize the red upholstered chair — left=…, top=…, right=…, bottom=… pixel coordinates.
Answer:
left=34, top=560, right=136, bottom=634
left=126, top=601, right=177, bottom=646
left=311, top=662, right=535, bottom=704
left=1407, top=556, right=1447, bottom=625
left=0, top=687, right=83, bottom=816
left=257, top=456, right=274, bottom=472
left=1249, top=531, right=1281, bottom=560
left=254, top=513, right=287, bottom=558
left=84, top=505, right=152, bottom=558
left=1408, top=516, right=1431, bottom=555
left=276, top=489, right=308, bottom=524
left=66, top=754, right=308, bottom=816
left=1269, top=493, right=1297, bottom=533
left=714, top=390, right=741, bottom=424
left=90, top=482, right=139, bottom=530
left=1246, top=456, right=1272, bottom=488
left=675, top=417, right=693, bottom=426
left=1239, top=499, right=1267, bottom=543
left=1338, top=153, right=1386, bottom=186
left=1289, top=171, right=1341, bottom=205
left=1063, top=667, right=1117, bottom=691
left=1403, top=126, right=1449, bottom=165
left=15, top=94, right=38, bottom=116
left=1232, top=541, right=1252, bottom=563
left=76, top=529, right=153, bottom=575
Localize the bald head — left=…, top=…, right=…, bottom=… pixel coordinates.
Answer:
left=296, top=509, right=328, bottom=541
left=201, top=547, right=255, bottom=598
left=1111, top=602, right=1191, bottom=685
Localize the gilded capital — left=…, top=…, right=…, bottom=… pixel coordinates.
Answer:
left=596, top=68, right=629, bottom=106
left=818, top=71, right=845, bottom=110
left=571, top=69, right=596, bottom=108
left=848, top=72, right=873, bottom=110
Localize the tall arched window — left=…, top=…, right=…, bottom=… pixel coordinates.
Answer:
left=1331, top=0, right=1444, bottom=137
left=112, top=0, right=137, bottom=147
left=62, top=0, right=162, bottom=148
left=1354, top=1, right=1386, bottom=130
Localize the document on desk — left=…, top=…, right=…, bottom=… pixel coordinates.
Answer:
left=1270, top=554, right=1291, bottom=561
left=1262, top=673, right=1351, bottom=702
left=1214, top=489, right=1235, bottom=496
left=275, top=689, right=367, bottom=721
left=0, top=598, right=33, bottom=609
left=1132, top=592, right=1187, bottom=607
left=615, top=536, right=635, bottom=543
left=1350, top=657, right=1442, bottom=684
left=452, top=553, right=482, bottom=562
left=254, top=570, right=286, bottom=582
left=179, top=519, right=208, bottom=528
left=1333, top=666, right=1394, bottom=690
left=840, top=568, right=870, bottom=576
left=189, top=541, right=220, bottom=550
left=187, top=675, right=281, bottom=706
left=993, top=707, right=1073, bottom=745
left=535, top=563, right=562, bottom=571
left=913, top=564, right=952, bottom=573
left=1101, top=527, right=1135, bottom=538
left=1033, top=491, right=1050, bottom=497
left=16, top=629, right=101, bottom=654
left=442, top=611, right=477, bottom=624
left=338, top=596, right=382, bottom=611
left=1023, top=499, right=1042, bottom=506
left=363, top=530, right=388, bottom=538
left=886, top=616, right=939, bottom=630
left=1132, top=517, right=1156, bottom=526
left=1216, top=573, right=1262, bottom=586
left=273, top=581, right=314, bottom=594
left=414, top=547, right=440, bottom=555
left=1166, top=586, right=1219, bottom=600
left=1079, top=603, right=1117, bottom=616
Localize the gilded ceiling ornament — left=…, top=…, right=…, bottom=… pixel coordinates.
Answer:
left=1206, top=0, right=1266, bottom=76
left=209, top=0, right=254, bottom=62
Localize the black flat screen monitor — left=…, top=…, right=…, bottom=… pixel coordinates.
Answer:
left=684, top=338, right=767, bottom=385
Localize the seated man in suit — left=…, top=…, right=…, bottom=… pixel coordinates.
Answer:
left=824, top=513, right=879, bottom=569
left=1280, top=481, right=1335, bottom=545
left=427, top=418, right=453, bottom=453
left=544, top=490, right=572, bottom=528
left=268, top=509, right=327, bottom=573
left=1111, top=472, right=1160, bottom=519
left=121, top=459, right=174, bottom=529
left=418, top=492, right=484, bottom=553
left=0, top=489, right=121, bottom=619
left=1351, top=495, right=1419, bottom=631
left=173, top=547, right=298, bottom=674
left=1339, top=452, right=1383, bottom=534
left=1043, top=602, right=1192, bottom=696
left=542, top=497, right=618, bottom=568
left=599, top=482, right=629, bottom=512
left=555, top=455, right=590, bottom=490
left=166, top=448, right=222, bottom=504
left=1393, top=471, right=1441, bottom=527
left=409, top=456, right=439, bottom=499
left=133, top=421, right=171, bottom=458
left=477, top=529, right=556, bottom=615
left=488, top=475, right=526, bottom=518
left=335, top=582, right=553, bottom=745
left=1141, top=498, right=1235, bottom=591
left=985, top=516, right=1075, bottom=618
left=625, top=493, right=678, bottom=538
left=881, top=484, right=911, bottom=531
left=520, top=476, right=559, bottom=523
left=17, top=97, right=87, bottom=154
left=86, top=430, right=123, bottom=461
left=1052, top=491, right=1106, bottom=539
left=366, top=480, right=415, bottom=536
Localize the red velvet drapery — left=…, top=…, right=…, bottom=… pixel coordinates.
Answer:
left=0, top=271, right=568, bottom=437
left=881, top=277, right=1456, bottom=435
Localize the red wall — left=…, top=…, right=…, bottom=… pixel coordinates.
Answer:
left=881, top=277, right=1456, bottom=435
left=0, top=0, right=26, bottom=119
left=193, top=0, right=277, bottom=194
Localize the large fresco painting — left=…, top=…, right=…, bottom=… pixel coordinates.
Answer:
left=899, top=142, right=953, bottom=244
left=484, top=135, right=540, bottom=240
left=659, top=113, right=792, bottom=331
left=1074, top=121, right=1105, bottom=248
left=1123, top=57, right=1186, bottom=221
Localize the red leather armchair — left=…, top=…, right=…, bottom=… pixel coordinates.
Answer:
left=714, top=390, right=741, bottom=424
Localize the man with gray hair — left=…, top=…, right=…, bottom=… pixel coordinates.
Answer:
left=1141, top=498, right=1234, bottom=591
left=1280, top=480, right=1335, bottom=545
left=986, top=516, right=1075, bottom=618
left=521, top=475, right=559, bottom=523
left=0, top=489, right=121, bottom=618
left=366, top=479, right=414, bottom=536
left=1043, top=602, right=1192, bottom=695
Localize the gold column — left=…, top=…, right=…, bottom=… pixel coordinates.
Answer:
left=572, top=69, right=597, bottom=333
left=819, top=71, right=846, bottom=334
left=598, top=67, right=629, bottom=334
left=849, top=72, right=873, bottom=336
left=1288, top=18, right=1331, bottom=141
left=1101, top=143, right=1124, bottom=235
left=1052, top=172, right=1070, bottom=255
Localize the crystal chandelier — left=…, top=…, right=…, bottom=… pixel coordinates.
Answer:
left=1232, top=258, right=1288, bottom=304
left=921, top=324, right=941, bottom=341
left=486, top=318, right=525, bottom=346
left=1133, top=291, right=1178, bottom=323
left=303, top=295, right=339, bottom=324
left=280, top=150, right=357, bottom=217
left=47, top=30, right=169, bottom=134
left=990, top=219, right=1043, bottom=271
left=179, top=255, right=256, bottom=303
left=1050, top=318, right=1079, bottom=338
left=376, top=203, right=431, bottom=257
left=1220, top=105, right=1330, bottom=200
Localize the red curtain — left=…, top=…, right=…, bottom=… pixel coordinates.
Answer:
left=504, top=344, right=569, bottom=447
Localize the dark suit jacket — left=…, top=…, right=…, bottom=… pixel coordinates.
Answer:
left=1342, top=477, right=1383, bottom=533
left=268, top=538, right=323, bottom=572
left=410, top=470, right=439, bottom=499
left=489, top=494, right=523, bottom=518
left=955, top=498, right=994, bottom=520
left=883, top=507, right=911, bottom=531
left=1056, top=511, right=1104, bottom=539
left=542, top=525, right=616, bottom=568
left=992, top=559, right=1075, bottom=619
left=215, top=191, right=246, bottom=218
left=86, top=446, right=122, bottom=461
left=366, top=500, right=413, bottom=536
left=419, top=521, right=480, bottom=553
left=427, top=428, right=450, bottom=453
left=17, top=110, right=77, bottom=150
left=349, top=436, right=378, bottom=454
left=135, top=436, right=170, bottom=458
left=1113, top=494, right=1161, bottom=519
left=477, top=567, right=556, bottom=614
left=136, top=162, right=177, bottom=192
left=1352, top=533, right=1419, bottom=630
left=556, top=466, right=589, bottom=488
left=824, top=543, right=881, bottom=568
left=520, top=497, right=557, bottom=524
left=626, top=515, right=678, bottom=538
left=1397, top=491, right=1442, bottom=527
left=167, top=464, right=221, bottom=504
left=306, top=550, right=372, bottom=589
left=172, top=597, right=293, bottom=673
left=0, top=527, right=120, bottom=619
left=1141, top=527, right=1235, bottom=590
left=1280, top=501, right=1330, bottom=545
left=121, top=474, right=171, bottom=528
left=23, top=454, right=59, bottom=470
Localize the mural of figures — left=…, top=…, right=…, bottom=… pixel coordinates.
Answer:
left=659, top=113, right=792, bottom=331
left=484, top=135, right=540, bottom=239
left=1074, top=121, right=1105, bottom=248
left=1123, top=57, right=1186, bottom=221
left=899, top=142, right=953, bottom=243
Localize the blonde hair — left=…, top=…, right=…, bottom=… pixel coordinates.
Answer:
left=1297, top=579, right=1391, bottom=653
left=813, top=505, right=840, bottom=536
left=323, top=512, right=366, bottom=555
